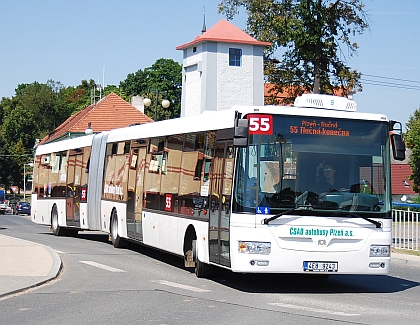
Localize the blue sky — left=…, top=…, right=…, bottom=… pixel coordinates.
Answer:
left=1, top=1, right=419, bottom=129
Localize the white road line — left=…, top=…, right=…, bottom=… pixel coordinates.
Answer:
left=154, top=280, right=210, bottom=293
left=80, top=261, right=126, bottom=273
left=268, top=302, right=360, bottom=316
left=55, top=250, right=65, bottom=254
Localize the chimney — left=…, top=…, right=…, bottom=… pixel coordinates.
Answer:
left=131, top=96, right=145, bottom=113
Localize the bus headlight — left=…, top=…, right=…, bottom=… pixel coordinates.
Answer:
left=370, top=245, right=390, bottom=257
left=239, top=241, right=271, bottom=255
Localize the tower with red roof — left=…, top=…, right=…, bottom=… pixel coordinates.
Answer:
left=176, top=19, right=271, bottom=117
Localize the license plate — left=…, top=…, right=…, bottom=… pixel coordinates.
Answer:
left=303, top=261, right=338, bottom=272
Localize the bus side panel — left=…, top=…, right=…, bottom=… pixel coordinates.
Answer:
left=142, top=211, right=160, bottom=249
left=55, top=200, right=67, bottom=228
left=79, top=202, right=89, bottom=229
left=142, top=212, right=210, bottom=261
left=159, top=214, right=208, bottom=257
left=191, top=220, right=211, bottom=264
left=32, top=198, right=52, bottom=225
left=32, top=197, right=66, bottom=227
left=30, top=193, right=43, bottom=224
left=157, top=212, right=178, bottom=254
left=100, top=200, right=128, bottom=238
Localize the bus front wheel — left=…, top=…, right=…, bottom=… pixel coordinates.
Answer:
left=192, top=240, right=213, bottom=278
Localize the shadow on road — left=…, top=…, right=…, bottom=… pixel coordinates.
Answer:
left=41, top=229, right=420, bottom=295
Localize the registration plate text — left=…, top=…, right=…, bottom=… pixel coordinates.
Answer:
left=303, top=261, right=338, bottom=272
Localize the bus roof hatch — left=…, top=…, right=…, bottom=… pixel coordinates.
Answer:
left=294, top=94, right=357, bottom=112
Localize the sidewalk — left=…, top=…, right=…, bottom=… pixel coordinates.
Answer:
left=0, top=234, right=419, bottom=299
left=0, top=234, right=62, bottom=298
left=391, top=251, right=420, bottom=266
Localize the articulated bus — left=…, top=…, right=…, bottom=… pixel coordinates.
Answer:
left=31, top=94, right=405, bottom=277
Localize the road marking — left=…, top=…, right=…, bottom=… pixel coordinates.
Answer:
left=80, top=261, right=126, bottom=273
left=55, top=250, right=65, bottom=254
left=154, top=280, right=210, bottom=293
left=268, top=302, right=360, bottom=316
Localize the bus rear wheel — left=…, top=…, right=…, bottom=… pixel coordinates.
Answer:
left=110, top=210, right=124, bottom=248
left=193, top=240, right=213, bottom=278
left=51, top=205, right=66, bottom=236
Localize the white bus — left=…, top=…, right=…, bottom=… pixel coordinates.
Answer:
left=31, top=94, right=405, bottom=277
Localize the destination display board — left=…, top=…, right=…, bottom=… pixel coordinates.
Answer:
left=289, top=119, right=351, bottom=137
left=246, top=114, right=388, bottom=156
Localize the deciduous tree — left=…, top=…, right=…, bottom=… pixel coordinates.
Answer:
left=120, top=58, right=182, bottom=120
left=218, top=0, right=368, bottom=102
left=405, top=109, right=420, bottom=192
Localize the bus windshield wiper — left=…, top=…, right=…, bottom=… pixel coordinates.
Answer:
left=337, top=212, right=382, bottom=228
left=263, top=205, right=312, bottom=225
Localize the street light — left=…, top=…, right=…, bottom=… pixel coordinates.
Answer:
left=85, top=122, right=93, bottom=135
left=143, top=90, right=170, bottom=121
left=23, top=162, right=33, bottom=201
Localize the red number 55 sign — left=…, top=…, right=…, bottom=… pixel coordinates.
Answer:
left=247, top=114, right=273, bottom=135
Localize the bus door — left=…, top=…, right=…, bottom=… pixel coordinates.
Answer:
left=209, top=140, right=234, bottom=267
left=126, top=145, right=147, bottom=241
left=66, top=152, right=82, bottom=225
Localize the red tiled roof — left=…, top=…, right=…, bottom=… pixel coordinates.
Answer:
left=176, top=19, right=271, bottom=50
left=391, top=164, right=416, bottom=195
left=264, top=84, right=346, bottom=104
left=39, top=92, right=153, bottom=144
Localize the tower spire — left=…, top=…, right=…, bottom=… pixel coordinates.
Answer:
left=201, top=6, right=206, bottom=33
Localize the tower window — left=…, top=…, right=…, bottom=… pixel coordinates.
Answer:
left=229, top=48, right=242, bottom=66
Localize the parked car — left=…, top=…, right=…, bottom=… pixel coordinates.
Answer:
left=15, top=202, right=31, bottom=215
left=0, top=200, right=12, bottom=214
left=0, top=201, right=7, bottom=214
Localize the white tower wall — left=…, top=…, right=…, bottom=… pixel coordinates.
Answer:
left=178, top=20, right=269, bottom=117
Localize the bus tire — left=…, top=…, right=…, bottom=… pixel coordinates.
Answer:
left=193, top=240, right=213, bottom=278
left=51, top=205, right=66, bottom=236
left=110, top=209, right=124, bottom=248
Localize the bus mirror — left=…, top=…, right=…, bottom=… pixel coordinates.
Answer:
left=234, top=111, right=249, bottom=147
left=389, top=120, right=405, bottom=161
left=390, top=133, right=406, bottom=161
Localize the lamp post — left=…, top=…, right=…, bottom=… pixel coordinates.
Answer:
left=23, top=162, right=33, bottom=201
left=143, top=90, right=170, bottom=121
left=85, top=122, right=93, bottom=135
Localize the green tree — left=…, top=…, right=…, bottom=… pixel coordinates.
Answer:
left=405, top=108, right=420, bottom=193
left=104, top=84, right=127, bottom=99
left=0, top=59, right=182, bottom=185
left=0, top=81, right=72, bottom=187
left=218, top=0, right=368, bottom=102
left=120, top=58, right=182, bottom=120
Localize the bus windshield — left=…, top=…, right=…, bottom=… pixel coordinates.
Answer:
left=233, top=115, right=391, bottom=217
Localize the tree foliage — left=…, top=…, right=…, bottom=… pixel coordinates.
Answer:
left=0, top=80, right=93, bottom=188
left=218, top=0, right=368, bottom=102
left=405, top=109, right=420, bottom=193
left=0, top=58, right=182, bottom=188
left=120, top=58, right=182, bottom=120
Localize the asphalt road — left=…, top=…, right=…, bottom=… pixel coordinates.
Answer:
left=1, top=214, right=419, bottom=325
